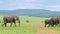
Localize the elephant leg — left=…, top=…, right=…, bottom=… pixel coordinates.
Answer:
left=17, top=19, right=20, bottom=26
left=55, top=23, right=58, bottom=27
left=48, top=24, right=50, bottom=27
left=45, top=23, right=47, bottom=27
left=18, top=20, right=20, bottom=27
left=14, top=23, right=16, bottom=27
left=10, top=23, right=12, bottom=27
left=14, top=21, right=16, bottom=27
left=51, top=24, right=54, bottom=27
left=4, top=23, right=7, bottom=27
left=59, top=23, right=60, bottom=26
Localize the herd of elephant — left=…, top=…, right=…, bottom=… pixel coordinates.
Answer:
left=45, top=17, right=60, bottom=27
left=0, top=16, right=60, bottom=27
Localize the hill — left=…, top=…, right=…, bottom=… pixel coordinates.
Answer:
left=0, top=9, right=60, bottom=16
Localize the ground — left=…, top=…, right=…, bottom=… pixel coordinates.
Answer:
left=0, top=16, right=60, bottom=34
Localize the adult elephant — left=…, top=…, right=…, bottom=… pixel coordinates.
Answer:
left=45, top=19, right=53, bottom=27
left=56, top=17, right=60, bottom=26
left=45, top=17, right=59, bottom=27
left=2, top=16, right=20, bottom=27
left=50, top=17, right=59, bottom=27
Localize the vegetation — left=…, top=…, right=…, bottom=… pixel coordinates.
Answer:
left=0, top=16, right=59, bottom=34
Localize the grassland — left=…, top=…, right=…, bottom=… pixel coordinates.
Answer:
left=0, top=16, right=60, bottom=34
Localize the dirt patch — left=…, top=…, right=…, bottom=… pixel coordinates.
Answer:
left=34, top=25, right=44, bottom=34
left=45, top=28, right=57, bottom=34
left=42, top=25, right=57, bottom=34
left=34, top=25, right=57, bottom=34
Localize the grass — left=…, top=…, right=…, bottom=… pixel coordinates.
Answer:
left=48, top=26, right=60, bottom=34
left=0, top=16, right=60, bottom=34
left=0, top=16, right=37, bottom=34
left=0, top=23, right=37, bottom=34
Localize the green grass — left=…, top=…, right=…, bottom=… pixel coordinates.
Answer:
left=0, top=16, right=37, bottom=34
left=48, top=26, right=60, bottom=34
left=0, top=16, right=60, bottom=34
left=0, top=23, right=37, bottom=34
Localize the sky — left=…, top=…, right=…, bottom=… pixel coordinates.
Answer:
left=0, top=0, right=60, bottom=11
